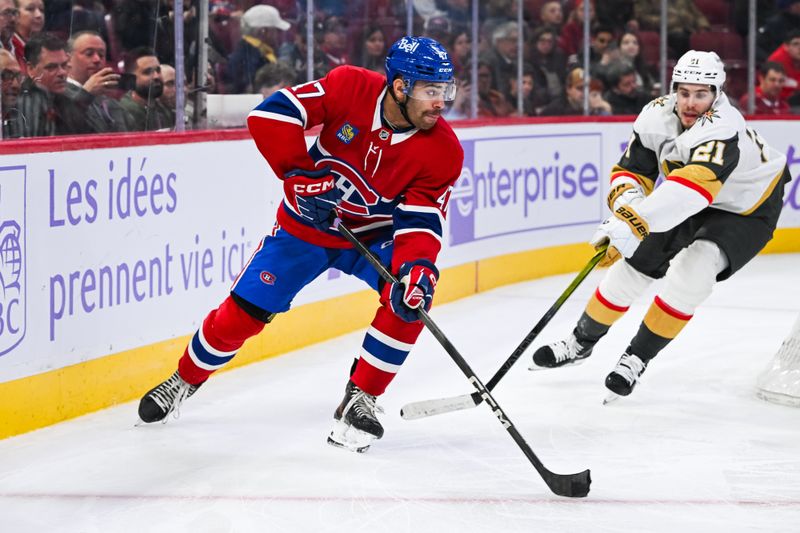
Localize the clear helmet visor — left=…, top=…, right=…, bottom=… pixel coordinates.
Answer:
left=406, top=79, right=457, bottom=102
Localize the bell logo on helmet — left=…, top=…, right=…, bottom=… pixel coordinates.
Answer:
left=397, top=38, right=420, bottom=54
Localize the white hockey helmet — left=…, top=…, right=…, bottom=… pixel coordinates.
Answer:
left=671, top=50, right=726, bottom=102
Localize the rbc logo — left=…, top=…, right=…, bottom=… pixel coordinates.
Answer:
left=0, top=167, right=26, bottom=356
left=336, top=122, right=358, bottom=144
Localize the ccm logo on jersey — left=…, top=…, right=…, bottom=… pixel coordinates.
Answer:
left=293, top=179, right=334, bottom=195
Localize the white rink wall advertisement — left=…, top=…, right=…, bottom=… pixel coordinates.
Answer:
left=0, top=141, right=280, bottom=383
left=0, top=119, right=797, bottom=383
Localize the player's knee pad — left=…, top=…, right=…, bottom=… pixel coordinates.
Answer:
left=660, top=239, right=728, bottom=315
left=205, top=295, right=267, bottom=350
left=598, top=259, right=655, bottom=308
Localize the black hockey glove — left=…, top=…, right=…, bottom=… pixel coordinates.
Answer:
left=284, top=167, right=342, bottom=230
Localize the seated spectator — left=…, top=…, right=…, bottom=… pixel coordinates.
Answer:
left=540, top=67, right=609, bottom=116
left=159, top=64, right=178, bottom=126
left=445, top=27, right=471, bottom=81
left=118, top=47, right=173, bottom=131
left=278, top=25, right=308, bottom=77
left=508, top=66, right=549, bottom=116
left=253, top=61, right=295, bottom=99
left=16, top=32, right=90, bottom=136
left=481, top=21, right=519, bottom=101
left=559, top=0, right=595, bottom=58
left=65, top=30, right=130, bottom=133
left=604, top=61, right=651, bottom=115
left=475, top=60, right=514, bottom=117
left=538, top=1, right=564, bottom=31
left=0, top=0, right=25, bottom=74
left=767, top=29, right=800, bottom=101
left=757, top=0, right=800, bottom=62
left=739, top=62, right=791, bottom=114
left=318, top=19, right=349, bottom=75
left=616, top=32, right=655, bottom=96
left=423, top=15, right=451, bottom=45
left=569, top=24, right=615, bottom=83
left=530, top=25, right=567, bottom=102
left=15, top=0, right=44, bottom=47
left=0, top=49, right=22, bottom=137
left=357, top=25, right=386, bottom=74
left=226, top=4, right=290, bottom=93
left=589, top=78, right=612, bottom=115
left=633, top=0, right=710, bottom=57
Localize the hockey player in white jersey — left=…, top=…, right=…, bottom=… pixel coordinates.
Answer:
left=530, top=50, right=793, bottom=400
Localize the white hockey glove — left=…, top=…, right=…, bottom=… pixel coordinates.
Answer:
left=590, top=205, right=650, bottom=267
left=607, top=181, right=645, bottom=211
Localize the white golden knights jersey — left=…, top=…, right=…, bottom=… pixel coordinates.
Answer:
left=612, top=92, right=787, bottom=219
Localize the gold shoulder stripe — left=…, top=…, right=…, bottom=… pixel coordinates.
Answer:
left=667, top=164, right=722, bottom=200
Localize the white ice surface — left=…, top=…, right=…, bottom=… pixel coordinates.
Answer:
left=1, top=254, right=799, bottom=533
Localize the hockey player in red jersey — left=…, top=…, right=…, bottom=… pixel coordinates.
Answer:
left=137, top=36, right=464, bottom=452
left=530, top=50, right=792, bottom=401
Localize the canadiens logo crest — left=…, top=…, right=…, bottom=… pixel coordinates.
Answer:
left=260, top=271, right=276, bottom=285
left=336, top=122, right=359, bottom=144
left=698, top=108, right=719, bottom=125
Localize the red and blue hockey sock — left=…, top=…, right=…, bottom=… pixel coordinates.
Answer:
left=178, top=296, right=266, bottom=385
left=350, top=305, right=424, bottom=396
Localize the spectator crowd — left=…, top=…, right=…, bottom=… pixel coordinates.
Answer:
left=1, top=0, right=799, bottom=138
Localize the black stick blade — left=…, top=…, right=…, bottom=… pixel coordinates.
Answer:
left=547, top=469, right=591, bottom=498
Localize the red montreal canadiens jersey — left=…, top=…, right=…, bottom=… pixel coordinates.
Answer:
left=246, top=65, right=464, bottom=271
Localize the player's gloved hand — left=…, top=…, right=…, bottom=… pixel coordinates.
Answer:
left=606, top=181, right=645, bottom=211
left=284, top=166, right=341, bottom=230
left=384, top=259, right=439, bottom=323
left=590, top=205, right=650, bottom=267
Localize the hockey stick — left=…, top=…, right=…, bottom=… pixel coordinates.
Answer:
left=335, top=219, right=591, bottom=498
left=401, top=245, right=607, bottom=420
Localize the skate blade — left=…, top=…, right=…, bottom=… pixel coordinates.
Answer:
left=602, top=392, right=621, bottom=405
left=327, top=436, right=370, bottom=453
left=528, top=358, right=588, bottom=371
left=327, top=418, right=377, bottom=453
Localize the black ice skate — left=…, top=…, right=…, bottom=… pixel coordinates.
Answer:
left=327, top=380, right=384, bottom=453
left=603, top=351, right=647, bottom=404
left=137, top=370, right=202, bottom=424
left=530, top=331, right=595, bottom=370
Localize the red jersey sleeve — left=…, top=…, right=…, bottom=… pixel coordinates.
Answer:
left=245, top=66, right=353, bottom=178
left=390, top=129, right=464, bottom=273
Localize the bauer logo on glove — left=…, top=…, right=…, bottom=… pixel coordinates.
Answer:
left=614, top=205, right=649, bottom=239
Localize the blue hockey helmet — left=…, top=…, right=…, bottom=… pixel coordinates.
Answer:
left=385, top=36, right=456, bottom=101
